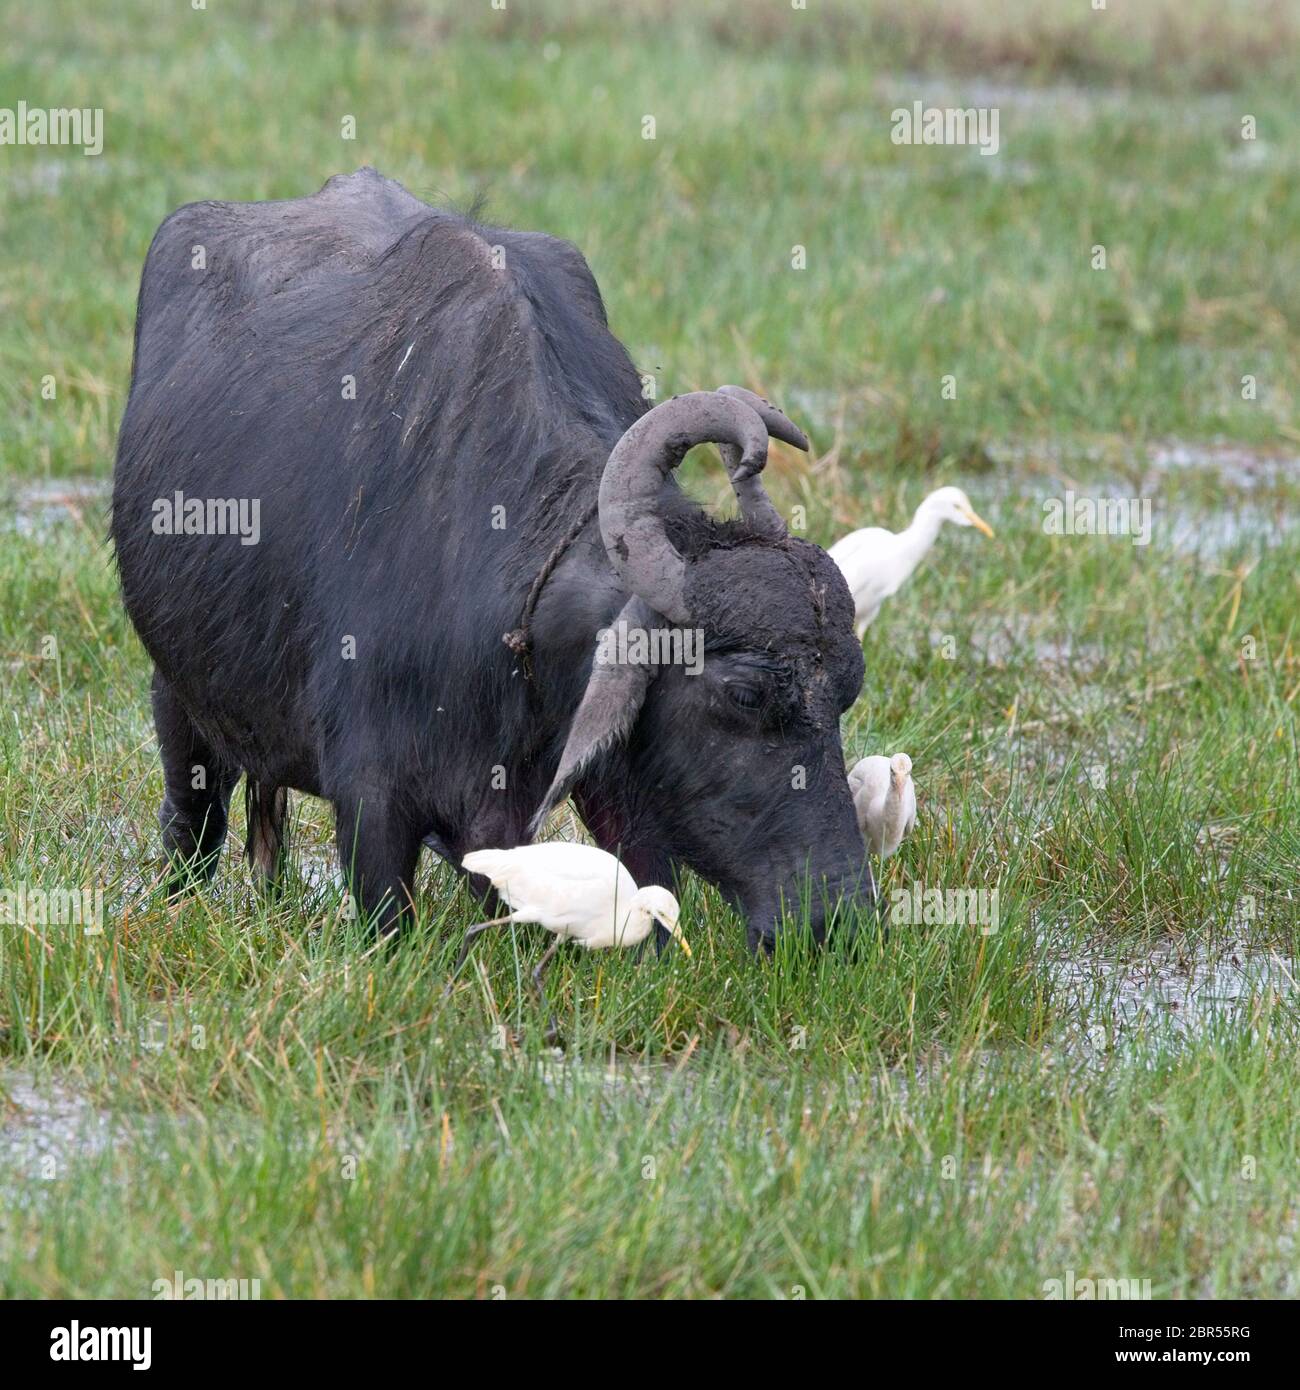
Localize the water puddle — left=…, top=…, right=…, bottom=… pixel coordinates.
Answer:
left=533, top=1050, right=682, bottom=1099
left=0, top=1069, right=116, bottom=1192
left=1164, top=502, right=1294, bottom=559
left=3, top=479, right=109, bottom=539
left=872, top=74, right=1132, bottom=121
left=1048, top=933, right=1297, bottom=1046
left=958, top=613, right=1108, bottom=671
left=3, top=155, right=133, bottom=199
left=1146, top=443, right=1298, bottom=492
left=959, top=444, right=1297, bottom=560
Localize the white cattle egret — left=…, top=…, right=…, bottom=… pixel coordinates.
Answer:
left=848, top=753, right=917, bottom=859
left=828, top=487, right=994, bottom=637
left=448, top=844, right=690, bottom=1031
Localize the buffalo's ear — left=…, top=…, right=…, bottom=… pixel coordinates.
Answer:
left=527, top=597, right=659, bottom=837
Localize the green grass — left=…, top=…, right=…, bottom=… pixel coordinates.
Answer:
left=2, top=0, right=1299, bottom=1298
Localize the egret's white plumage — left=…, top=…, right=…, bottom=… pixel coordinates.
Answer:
left=848, top=752, right=917, bottom=859
left=829, top=487, right=994, bottom=638
left=447, top=834, right=692, bottom=1034
left=460, top=843, right=687, bottom=953
left=450, top=843, right=689, bottom=1037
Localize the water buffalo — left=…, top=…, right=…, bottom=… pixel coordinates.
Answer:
left=111, top=168, right=871, bottom=946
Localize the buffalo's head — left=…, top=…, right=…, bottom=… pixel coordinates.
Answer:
left=531, top=388, right=872, bottom=949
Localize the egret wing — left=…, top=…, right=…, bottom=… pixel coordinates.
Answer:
left=847, top=755, right=890, bottom=837
left=847, top=755, right=890, bottom=803
left=463, top=842, right=638, bottom=930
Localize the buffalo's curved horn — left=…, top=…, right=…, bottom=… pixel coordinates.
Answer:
left=716, top=385, right=807, bottom=538
left=598, top=391, right=772, bottom=623
left=716, top=385, right=809, bottom=456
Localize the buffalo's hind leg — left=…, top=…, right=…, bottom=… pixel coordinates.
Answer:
left=333, top=790, right=422, bottom=937
left=152, top=670, right=239, bottom=896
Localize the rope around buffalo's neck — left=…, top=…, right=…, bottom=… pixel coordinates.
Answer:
left=502, top=498, right=600, bottom=680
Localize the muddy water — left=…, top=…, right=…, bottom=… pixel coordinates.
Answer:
left=0, top=1069, right=116, bottom=1198
left=1164, top=501, right=1294, bottom=558
left=1146, top=443, right=1299, bottom=492
left=1048, top=933, right=1298, bottom=1044
left=3, top=479, right=109, bottom=539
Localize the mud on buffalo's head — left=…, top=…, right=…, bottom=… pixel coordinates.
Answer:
left=531, top=387, right=872, bottom=949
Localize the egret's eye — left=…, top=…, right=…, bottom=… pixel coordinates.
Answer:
left=726, top=682, right=763, bottom=710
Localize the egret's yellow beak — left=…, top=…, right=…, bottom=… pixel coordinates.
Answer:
left=962, top=507, right=995, bottom=538
left=668, top=921, right=692, bottom=957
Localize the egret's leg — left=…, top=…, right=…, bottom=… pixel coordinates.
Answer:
left=532, top=937, right=563, bottom=1043
left=531, top=936, right=562, bottom=991
left=442, top=915, right=515, bottom=997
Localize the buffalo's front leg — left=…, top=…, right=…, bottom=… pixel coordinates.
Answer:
left=333, top=790, right=422, bottom=935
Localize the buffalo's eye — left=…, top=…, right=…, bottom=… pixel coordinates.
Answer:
left=725, top=681, right=763, bottom=711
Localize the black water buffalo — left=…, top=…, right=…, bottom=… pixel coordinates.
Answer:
left=111, top=168, right=871, bottom=946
